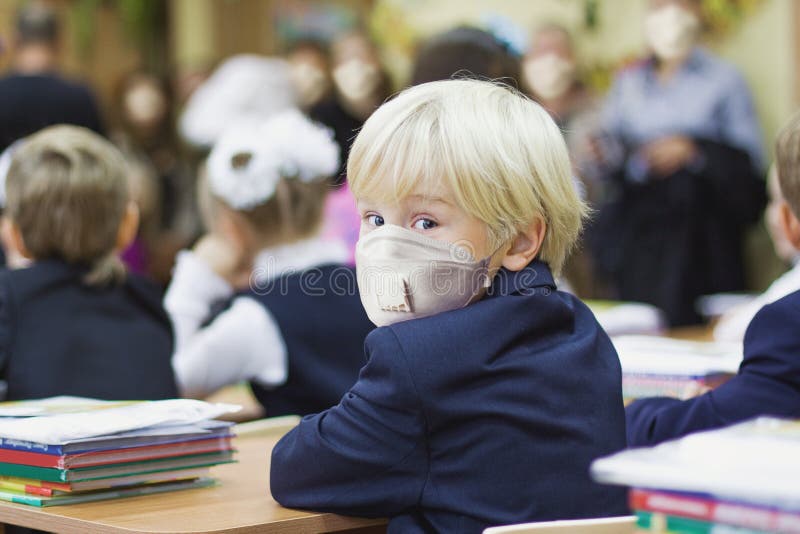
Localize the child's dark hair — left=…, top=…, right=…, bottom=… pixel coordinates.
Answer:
left=6, top=125, right=130, bottom=286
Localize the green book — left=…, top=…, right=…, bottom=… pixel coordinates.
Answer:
left=636, top=511, right=770, bottom=534
left=0, top=477, right=216, bottom=506
left=0, top=451, right=234, bottom=482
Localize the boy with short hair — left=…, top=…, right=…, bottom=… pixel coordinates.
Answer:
left=0, top=125, right=176, bottom=400
left=270, top=80, right=628, bottom=532
left=626, top=111, right=800, bottom=447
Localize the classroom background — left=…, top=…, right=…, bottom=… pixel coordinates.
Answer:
left=0, top=0, right=796, bottom=321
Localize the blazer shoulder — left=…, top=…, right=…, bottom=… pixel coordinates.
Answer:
left=745, top=289, right=800, bottom=340
left=124, top=273, right=172, bottom=324
left=741, top=290, right=800, bottom=380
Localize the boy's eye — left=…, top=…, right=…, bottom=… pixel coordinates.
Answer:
left=367, top=214, right=385, bottom=227
left=412, top=218, right=438, bottom=230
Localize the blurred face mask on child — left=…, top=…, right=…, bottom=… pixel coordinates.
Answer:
left=333, top=59, right=380, bottom=105
left=523, top=53, right=575, bottom=101
left=645, top=1, right=700, bottom=61
left=355, top=181, right=503, bottom=327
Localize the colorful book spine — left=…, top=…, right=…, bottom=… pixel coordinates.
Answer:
left=0, top=476, right=70, bottom=492
left=0, top=438, right=65, bottom=455
left=636, top=511, right=768, bottom=533
left=631, top=489, right=800, bottom=533
left=0, top=437, right=233, bottom=468
left=0, top=477, right=216, bottom=507
left=0, top=479, right=53, bottom=496
left=0, top=451, right=234, bottom=482
left=0, top=422, right=234, bottom=455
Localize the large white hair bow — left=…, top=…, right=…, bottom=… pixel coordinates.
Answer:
left=207, top=109, right=340, bottom=210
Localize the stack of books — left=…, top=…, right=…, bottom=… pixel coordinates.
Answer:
left=0, top=397, right=238, bottom=506
left=592, top=417, right=800, bottom=533
left=613, top=336, right=742, bottom=402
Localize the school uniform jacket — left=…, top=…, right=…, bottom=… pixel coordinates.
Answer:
left=626, top=289, right=800, bottom=447
left=0, top=260, right=177, bottom=400
left=246, top=264, right=375, bottom=417
left=270, top=261, right=628, bottom=533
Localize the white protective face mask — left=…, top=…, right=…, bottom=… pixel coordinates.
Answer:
left=523, top=53, right=576, bottom=101
left=124, top=84, right=167, bottom=126
left=332, top=59, right=379, bottom=104
left=355, top=225, right=494, bottom=327
left=645, top=4, right=700, bottom=61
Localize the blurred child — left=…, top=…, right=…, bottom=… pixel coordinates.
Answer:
left=627, top=111, right=800, bottom=447
left=713, top=165, right=800, bottom=341
left=165, top=110, right=373, bottom=417
left=0, top=125, right=177, bottom=400
left=270, top=80, right=628, bottom=532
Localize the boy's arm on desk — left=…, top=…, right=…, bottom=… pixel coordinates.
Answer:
left=627, top=299, right=800, bottom=447
left=271, top=327, right=427, bottom=518
left=626, top=372, right=798, bottom=447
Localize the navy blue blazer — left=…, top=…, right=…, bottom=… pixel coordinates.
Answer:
left=271, top=261, right=628, bottom=533
left=0, top=260, right=177, bottom=401
left=245, top=265, right=374, bottom=417
left=626, top=289, right=800, bottom=447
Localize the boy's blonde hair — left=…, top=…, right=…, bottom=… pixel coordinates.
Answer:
left=347, top=79, right=587, bottom=275
left=6, top=125, right=129, bottom=286
left=776, top=110, right=800, bottom=218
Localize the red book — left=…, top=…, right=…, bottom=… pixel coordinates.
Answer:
left=630, top=488, right=800, bottom=533
left=0, top=437, right=233, bottom=469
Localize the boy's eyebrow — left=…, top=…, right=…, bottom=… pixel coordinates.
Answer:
left=407, top=194, right=452, bottom=205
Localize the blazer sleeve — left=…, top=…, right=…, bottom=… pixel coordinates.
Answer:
left=270, top=327, right=428, bottom=517
left=626, top=296, right=800, bottom=447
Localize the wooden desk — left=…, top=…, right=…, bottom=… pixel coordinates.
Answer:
left=0, top=431, right=387, bottom=533
left=205, top=383, right=265, bottom=423
left=666, top=325, right=715, bottom=342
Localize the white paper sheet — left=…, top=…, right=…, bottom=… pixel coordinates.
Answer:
left=613, top=335, right=743, bottom=376
left=0, top=399, right=241, bottom=444
left=592, top=417, right=800, bottom=508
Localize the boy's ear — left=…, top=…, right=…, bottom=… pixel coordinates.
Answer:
left=501, top=218, right=547, bottom=272
left=115, top=202, right=140, bottom=252
left=0, top=217, right=33, bottom=260
left=779, top=202, right=800, bottom=251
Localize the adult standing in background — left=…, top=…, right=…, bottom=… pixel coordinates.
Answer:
left=523, top=24, right=599, bottom=180
left=309, top=30, right=391, bottom=184
left=309, top=31, right=392, bottom=264
left=0, top=2, right=104, bottom=153
left=588, top=0, right=766, bottom=326
left=523, top=24, right=602, bottom=297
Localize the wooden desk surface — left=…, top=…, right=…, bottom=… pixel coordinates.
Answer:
left=0, top=431, right=386, bottom=534
left=666, top=325, right=715, bottom=342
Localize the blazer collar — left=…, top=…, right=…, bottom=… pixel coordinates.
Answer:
left=485, top=260, right=556, bottom=299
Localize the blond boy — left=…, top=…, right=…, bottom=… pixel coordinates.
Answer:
left=271, top=80, right=627, bottom=532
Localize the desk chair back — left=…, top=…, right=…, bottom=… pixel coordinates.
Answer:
left=483, top=516, right=637, bottom=534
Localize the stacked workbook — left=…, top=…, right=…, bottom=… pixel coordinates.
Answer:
left=592, top=417, right=800, bottom=533
left=0, top=397, right=239, bottom=506
left=613, top=336, right=743, bottom=402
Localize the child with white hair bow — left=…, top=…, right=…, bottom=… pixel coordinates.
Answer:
left=165, top=109, right=374, bottom=416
